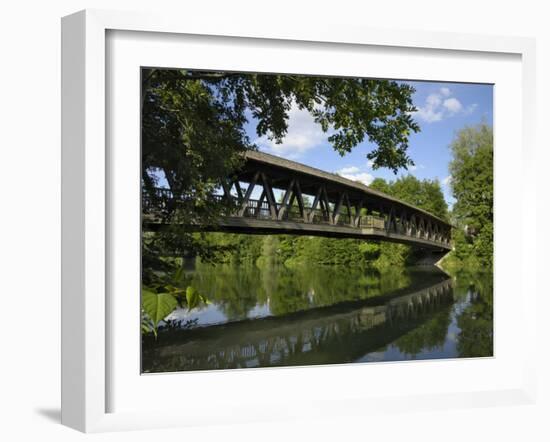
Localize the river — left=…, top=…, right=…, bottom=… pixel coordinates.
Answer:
left=142, top=262, right=492, bottom=373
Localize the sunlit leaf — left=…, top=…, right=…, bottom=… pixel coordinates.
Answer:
left=142, top=289, right=178, bottom=328
left=186, top=286, right=200, bottom=310
left=164, top=284, right=185, bottom=294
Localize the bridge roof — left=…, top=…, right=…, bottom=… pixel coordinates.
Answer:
left=244, top=150, right=450, bottom=226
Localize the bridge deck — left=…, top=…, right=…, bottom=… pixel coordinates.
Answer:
left=213, top=217, right=451, bottom=250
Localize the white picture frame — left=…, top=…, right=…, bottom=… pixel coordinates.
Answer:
left=61, top=9, right=537, bottom=433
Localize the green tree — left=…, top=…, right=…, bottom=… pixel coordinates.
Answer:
left=391, top=175, right=448, bottom=220
left=369, top=175, right=448, bottom=267
left=369, top=177, right=392, bottom=194
left=448, top=123, right=493, bottom=268
left=372, top=175, right=447, bottom=220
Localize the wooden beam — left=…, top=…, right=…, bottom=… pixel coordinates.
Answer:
left=343, top=193, right=353, bottom=226
left=221, top=180, right=232, bottom=201
left=308, top=186, right=323, bottom=222
left=319, top=198, right=327, bottom=222
left=386, top=206, right=395, bottom=233
left=409, top=214, right=415, bottom=236
left=333, top=192, right=345, bottom=224
left=237, top=171, right=260, bottom=217
left=354, top=199, right=364, bottom=227
left=277, top=178, right=295, bottom=220
left=321, top=186, right=332, bottom=224
left=294, top=179, right=307, bottom=222
left=401, top=210, right=407, bottom=234
left=257, top=190, right=266, bottom=218
left=288, top=191, right=296, bottom=209
left=260, top=172, right=278, bottom=220
left=233, top=180, right=244, bottom=202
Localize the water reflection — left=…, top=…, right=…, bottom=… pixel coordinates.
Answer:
left=142, top=264, right=493, bottom=373
left=162, top=262, right=446, bottom=327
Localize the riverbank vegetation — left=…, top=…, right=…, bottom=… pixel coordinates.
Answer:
left=440, top=122, right=493, bottom=272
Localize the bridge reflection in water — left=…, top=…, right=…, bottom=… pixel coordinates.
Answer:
left=142, top=275, right=455, bottom=373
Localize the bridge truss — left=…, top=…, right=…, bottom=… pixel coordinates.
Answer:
left=143, top=150, right=452, bottom=251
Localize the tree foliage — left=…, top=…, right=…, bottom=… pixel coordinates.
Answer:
left=391, top=176, right=448, bottom=220
left=447, top=123, right=493, bottom=268
left=142, top=70, right=420, bottom=184
left=142, top=69, right=420, bottom=270
left=370, top=175, right=448, bottom=220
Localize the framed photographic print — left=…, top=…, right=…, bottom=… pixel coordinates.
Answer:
left=61, top=9, right=537, bottom=432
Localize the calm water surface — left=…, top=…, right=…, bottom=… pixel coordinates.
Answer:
left=142, top=262, right=493, bottom=373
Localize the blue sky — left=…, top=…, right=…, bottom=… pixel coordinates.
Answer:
left=248, top=81, right=493, bottom=206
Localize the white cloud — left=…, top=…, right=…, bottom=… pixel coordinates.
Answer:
left=338, top=166, right=360, bottom=174
left=412, top=87, right=477, bottom=124
left=443, top=97, right=462, bottom=113
left=442, top=175, right=452, bottom=186
left=465, top=103, right=478, bottom=115
left=426, top=93, right=442, bottom=108
left=414, top=92, right=444, bottom=123
left=254, top=101, right=328, bottom=159
left=335, top=166, right=374, bottom=186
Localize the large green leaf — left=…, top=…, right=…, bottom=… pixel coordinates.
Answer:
left=142, top=289, right=178, bottom=328
left=186, top=286, right=200, bottom=310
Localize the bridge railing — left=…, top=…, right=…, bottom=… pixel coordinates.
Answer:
left=211, top=195, right=389, bottom=231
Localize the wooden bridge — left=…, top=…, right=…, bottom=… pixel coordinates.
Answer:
left=143, top=150, right=452, bottom=252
